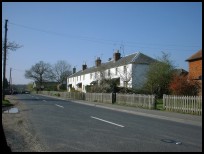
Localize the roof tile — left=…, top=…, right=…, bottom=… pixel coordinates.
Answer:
left=186, top=49, right=202, bottom=61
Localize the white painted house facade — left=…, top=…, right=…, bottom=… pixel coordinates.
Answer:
left=67, top=51, right=156, bottom=93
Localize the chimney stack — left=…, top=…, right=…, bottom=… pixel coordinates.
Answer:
left=82, top=63, right=87, bottom=71
left=95, top=57, right=101, bottom=67
left=113, top=50, right=121, bottom=62
left=73, top=67, right=76, bottom=74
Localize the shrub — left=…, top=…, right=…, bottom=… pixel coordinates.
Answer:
left=169, top=75, right=200, bottom=96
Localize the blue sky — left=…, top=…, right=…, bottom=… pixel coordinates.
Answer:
left=2, top=2, right=202, bottom=84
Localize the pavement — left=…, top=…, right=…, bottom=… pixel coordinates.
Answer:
left=38, top=94, right=202, bottom=127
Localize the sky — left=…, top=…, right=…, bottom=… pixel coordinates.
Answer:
left=2, top=2, right=202, bottom=85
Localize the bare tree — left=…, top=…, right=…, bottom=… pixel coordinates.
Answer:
left=52, top=60, right=72, bottom=90
left=119, top=65, right=132, bottom=87
left=91, top=65, right=108, bottom=92
left=2, top=39, right=22, bottom=100
left=25, top=61, right=54, bottom=89
left=94, top=66, right=107, bottom=82
left=2, top=40, right=23, bottom=52
left=2, top=40, right=23, bottom=60
left=117, top=65, right=132, bottom=93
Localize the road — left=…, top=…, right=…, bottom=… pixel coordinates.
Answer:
left=12, top=94, right=202, bottom=152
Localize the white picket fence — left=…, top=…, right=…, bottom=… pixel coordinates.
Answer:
left=163, top=94, right=202, bottom=115
left=35, top=91, right=202, bottom=114
left=85, top=93, right=112, bottom=104
left=38, top=91, right=85, bottom=100
left=37, top=91, right=155, bottom=109
left=116, top=93, right=155, bottom=109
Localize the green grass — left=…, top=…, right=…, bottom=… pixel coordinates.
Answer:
left=2, top=99, right=14, bottom=107
left=155, top=99, right=164, bottom=110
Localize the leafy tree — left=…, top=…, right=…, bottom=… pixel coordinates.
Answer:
left=169, top=75, right=200, bottom=96
left=25, top=61, right=54, bottom=89
left=143, top=52, right=175, bottom=98
left=26, top=82, right=34, bottom=92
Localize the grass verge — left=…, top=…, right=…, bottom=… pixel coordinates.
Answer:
left=155, top=99, right=164, bottom=110
left=2, top=99, right=14, bottom=107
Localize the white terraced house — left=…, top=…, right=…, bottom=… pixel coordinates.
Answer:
left=67, top=51, right=156, bottom=93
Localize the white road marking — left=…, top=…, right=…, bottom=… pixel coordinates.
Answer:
left=55, top=104, right=64, bottom=108
left=43, top=100, right=47, bottom=102
left=91, top=116, right=124, bottom=128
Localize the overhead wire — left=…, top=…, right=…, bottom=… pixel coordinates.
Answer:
left=5, top=21, right=201, bottom=52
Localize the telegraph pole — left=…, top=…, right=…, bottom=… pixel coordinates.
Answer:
left=3, top=19, right=8, bottom=100
left=9, top=68, right=12, bottom=94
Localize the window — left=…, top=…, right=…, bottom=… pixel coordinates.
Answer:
left=123, top=81, right=128, bottom=87
left=115, top=68, right=118, bottom=75
left=124, top=66, right=126, bottom=73
left=90, top=73, right=92, bottom=79
left=83, top=75, right=85, bottom=80
left=108, top=69, right=110, bottom=77
left=100, top=72, right=103, bottom=78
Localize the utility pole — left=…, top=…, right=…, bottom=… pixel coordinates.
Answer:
left=9, top=68, right=12, bottom=94
left=3, top=19, right=8, bottom=100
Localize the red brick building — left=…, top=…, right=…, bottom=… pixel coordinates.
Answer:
left=186, top=49, right=202, bottom=95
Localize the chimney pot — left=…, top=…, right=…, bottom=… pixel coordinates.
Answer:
left=95, top=57, right=101, bottom=67
left=73, top=67, right=76, bottom=74
left=82, top=63, right=87, bottom=71
left=113, top=50, right=121, bottom=61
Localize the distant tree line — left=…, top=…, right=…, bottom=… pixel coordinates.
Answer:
left=25, top=60, right=72, bottom=91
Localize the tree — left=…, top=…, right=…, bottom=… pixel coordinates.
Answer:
left=2, top=40, right=22, bottom=100
left=169, top=75, right=200, bottom=96
left=25, top=61, right=54, bottom=89
left=2, top=40, right=23, bottom=61
left=117, top=65, right=132, bottom=93
left=52, top=60, right=72, bottom=90
left=2, top=40, right=23, bottom=52
left=90, top=64, right=108, bottom=92
left=143, top=52, right=175, bottom=98
left=26, top=82, right=34, bottom=92
left=3, top=78, right=9, bottom=89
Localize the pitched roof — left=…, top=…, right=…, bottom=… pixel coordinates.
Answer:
left=173, top=68, right=188, bottom=76
left=68, top=52, right=156, bottom=78
left=186, top=49, right=202, bottom=61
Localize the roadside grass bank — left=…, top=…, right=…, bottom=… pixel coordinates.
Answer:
left=2, top=99, right=14, bottom=107
left=155, top=99, right=164, bottom=110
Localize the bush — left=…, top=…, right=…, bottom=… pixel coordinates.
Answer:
left=2, top=99, right=13, bottom=107
left=54, top=93, right=60, bottom=97
left=169, top=75, right=200, bottom=96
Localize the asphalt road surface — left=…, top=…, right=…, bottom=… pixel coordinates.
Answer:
left=13, top=94, right=202, bottom=152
